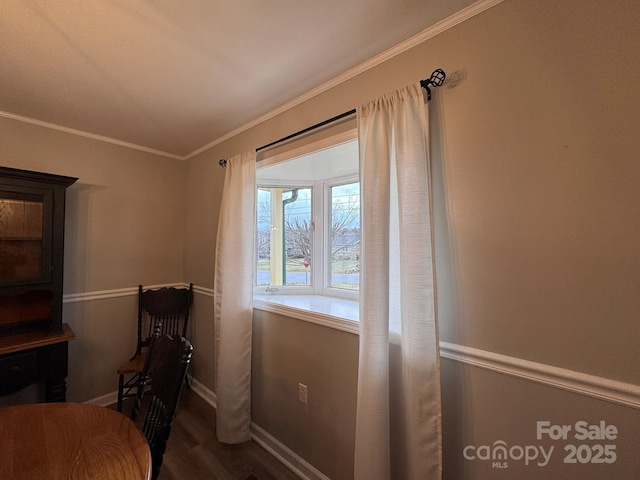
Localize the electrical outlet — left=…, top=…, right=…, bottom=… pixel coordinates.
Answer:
left=298, top=383, right=308, bottom=405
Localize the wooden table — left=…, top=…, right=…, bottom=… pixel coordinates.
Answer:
left=0, top=402, right=151, bottom=480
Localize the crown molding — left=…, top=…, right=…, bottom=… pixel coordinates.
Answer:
left=1, top=0, right=502, bottom=163
left=0, top=110, right=184, bottom=160
left=185, top=0, right=504, bottom=160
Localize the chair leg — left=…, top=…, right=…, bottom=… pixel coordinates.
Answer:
left=184, top=375, right=191, bottom=390
left=117, top=374, right=124, bottom=412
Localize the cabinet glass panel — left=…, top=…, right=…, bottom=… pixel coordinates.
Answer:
left=0, top=192, right=47, bottom=284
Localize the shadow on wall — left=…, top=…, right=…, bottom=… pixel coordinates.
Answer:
left=444, top=69, right=468, bottom=90
left=64, top=182, right=106, bottom=295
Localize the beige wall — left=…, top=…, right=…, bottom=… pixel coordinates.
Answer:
left=441, top=359, right=640, bottom=479
left=0, top=117, right=186, bottom=401
left=1, top=0, right=637, bottom=477
left=251, top=310, right=359, bottom=479
left=185, top=0, right=640, bottom=478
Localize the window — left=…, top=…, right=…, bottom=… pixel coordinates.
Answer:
left=328, top=181, right=360, bottom=291
left=254, top=131, right=360, bottom=332
left=257, top=186, right=313, bottom=287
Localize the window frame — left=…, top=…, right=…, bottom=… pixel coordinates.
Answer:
left=255, top=181, right=315, bottom=295
left=322, top=175, right=360, bottom=300
left=253, top=128, right=360, bottom=329
left=253, top=174, right=360, bottom=300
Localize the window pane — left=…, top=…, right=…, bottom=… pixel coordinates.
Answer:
left=256, top=187, right=312, bottom=287
left=256, top=188, right=271, bottom=286
left=330, top=182, right=360, bottom=290
left=284, top=188, right=312, bottom=285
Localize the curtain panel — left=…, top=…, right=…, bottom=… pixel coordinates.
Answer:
left=214, top=151, right=256, bottom=444
left=355, top=84, right=442, bottom=479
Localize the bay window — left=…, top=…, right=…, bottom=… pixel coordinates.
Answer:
left=253, top=130, right=360, bottom=331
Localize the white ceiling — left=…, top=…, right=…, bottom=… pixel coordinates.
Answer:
left=0, top=0, right=477, bottom=158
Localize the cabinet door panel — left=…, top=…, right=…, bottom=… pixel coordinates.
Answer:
left=0, top=186, right=52, bottom=285
left=0, top=187, right=52, bottom=286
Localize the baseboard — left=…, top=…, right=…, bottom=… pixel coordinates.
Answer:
left=188, top=375, right=217, bottom=408
left=186, top=379, right=326, bottom=480
left=250, top=423, right=331, bottom=480
left=85, top=376, right=328, bottom=480
left=83, top=389, right=118, bottom=407
left=86, top=349, right=639, bottom=480
left=84, top=374, right=204, bottom=408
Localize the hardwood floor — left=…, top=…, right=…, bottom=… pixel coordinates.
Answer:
left=117, top=388, right=301, bottom=480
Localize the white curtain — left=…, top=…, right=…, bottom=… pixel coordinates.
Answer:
left=354, top=84, right=442, bottom=479
left=214, top=151, right=256, bottom=444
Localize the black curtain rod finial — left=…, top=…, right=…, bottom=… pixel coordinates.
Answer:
left=219, top=68, right=445, bottom=166
left=420, top=68, right=446, bottom=101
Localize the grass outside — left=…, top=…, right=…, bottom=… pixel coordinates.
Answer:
left=258, top=259, right=359, bottom=290
left=257, top=259, right=358, bottom=274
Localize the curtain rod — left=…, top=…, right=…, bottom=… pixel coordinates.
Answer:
left=219, top=68, right=445, bottom=167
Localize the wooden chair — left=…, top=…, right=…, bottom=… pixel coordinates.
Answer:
left=130, top=329, right=193, bottom=480
left=116, top=283, right=193, bottom=412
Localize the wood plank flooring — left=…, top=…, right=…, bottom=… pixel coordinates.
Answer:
left=116, top=388, right=301, bottom=480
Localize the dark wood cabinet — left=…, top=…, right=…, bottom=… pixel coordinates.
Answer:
left=0, top=167, right=77, bottom=402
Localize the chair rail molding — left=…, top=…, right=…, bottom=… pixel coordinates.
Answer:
left=63, top=283, right=190, bottom=303
left=75, top=285, right=640, bottom=410
left=192, top=284, right=214, bottom=298
left=439, top=341, right=640, bottom=409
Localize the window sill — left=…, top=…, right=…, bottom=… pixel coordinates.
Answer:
left=253, top=294, right=359, bottom=335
